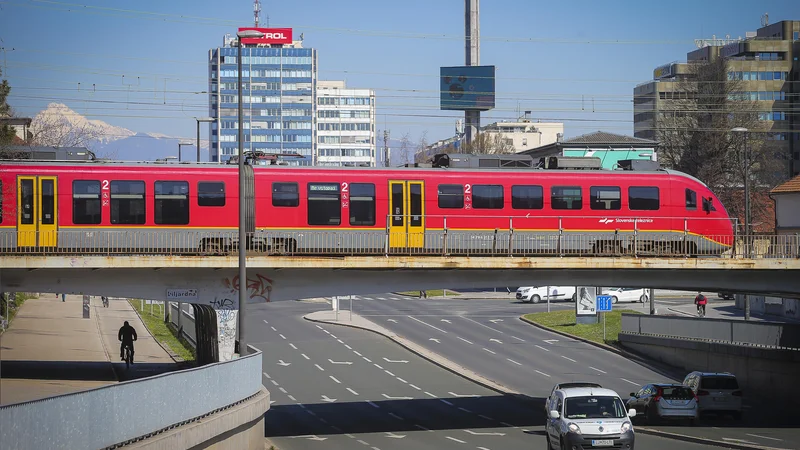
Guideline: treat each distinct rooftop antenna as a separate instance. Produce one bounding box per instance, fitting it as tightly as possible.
[761,13,768,27]
[253,0,261,27]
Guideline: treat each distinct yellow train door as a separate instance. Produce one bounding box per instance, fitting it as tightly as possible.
[388,180,425,250]
[17,176,58,248]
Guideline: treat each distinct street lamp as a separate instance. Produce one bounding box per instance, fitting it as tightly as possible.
[731,127,750,320]
[236,29,264,356]
[195,117,214,162]
[178,142,192,163]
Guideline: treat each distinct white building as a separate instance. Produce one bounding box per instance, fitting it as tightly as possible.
[316,81,376,167]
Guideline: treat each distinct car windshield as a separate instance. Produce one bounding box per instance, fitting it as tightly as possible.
[558,383,602,390]
[564,396,627,419]
[700,376,739,390]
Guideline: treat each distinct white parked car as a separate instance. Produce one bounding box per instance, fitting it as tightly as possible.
[604,288,649,304]
[546,387,636,450]
[516,286,576,303]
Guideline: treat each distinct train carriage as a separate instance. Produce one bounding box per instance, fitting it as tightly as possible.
[0,155,734,256]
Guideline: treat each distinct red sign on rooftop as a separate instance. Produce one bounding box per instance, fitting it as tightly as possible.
[238,27,293,45]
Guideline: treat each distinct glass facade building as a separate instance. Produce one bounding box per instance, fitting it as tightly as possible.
[208,42,317,164]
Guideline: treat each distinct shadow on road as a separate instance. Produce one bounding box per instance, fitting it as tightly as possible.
[0,360,190,383]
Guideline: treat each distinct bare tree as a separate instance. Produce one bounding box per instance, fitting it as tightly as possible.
[655,57,785,231]
[399,132,413,165]
[414,130,429,164]
[460,131,515,155]
[30,108,102,149]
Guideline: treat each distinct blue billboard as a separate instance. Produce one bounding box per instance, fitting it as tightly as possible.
[440,65,495,111]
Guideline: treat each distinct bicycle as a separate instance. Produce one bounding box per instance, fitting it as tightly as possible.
[123,343,134,369]
[697,305,706,318]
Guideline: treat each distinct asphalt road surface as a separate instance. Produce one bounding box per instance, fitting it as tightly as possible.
[249,300,736,450]
[348,293,797,449]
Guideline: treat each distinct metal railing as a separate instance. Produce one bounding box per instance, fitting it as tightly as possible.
[620,314,800,350]
[0,349,263,450]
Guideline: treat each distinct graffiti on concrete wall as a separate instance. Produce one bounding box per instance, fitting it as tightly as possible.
[211,296,237,362]
[222,273,273,303]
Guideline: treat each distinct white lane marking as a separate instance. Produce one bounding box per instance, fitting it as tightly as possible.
[440,399,454,406]
[384,370,395,376]
[409,384,422,390]
[288,394,297,401]
[466,429,506,436]
[306,410,316,416]
[589,366,607,374]
[315,325,323,329]
[270,326,277,331]
[336,339,344,344]
[347,387,360,396]
[289,343,297,350]
[382,394,413,400]
[263,372,271,379]
[445,436,467,444]
[277,360,291,367]
[457,336,474,345]
[270,379,279,386]
[561,355,577,363]
[374,364,384,369]
[535,370,551,378]
[314,364,325,371]
[396,377,408,383]
[354,350,363,356]
[323,329,330,334]
[478,447,491,450]
[746,434,783,442]
[507,358,523,366]
[510,335,526,342]
[458,407,472,413]
[345,344,352,350]
[363,357,372,362]
[408,315,448,333]
[383,357,409,363]
[462,316,505,334]
[321,395,337,403]
[489,338,503,344]
[329,375,342,384]
[279,387,287,393]
[500,422,514,428]
[482,347,496,354]
[263,320,269,324]
[366,401,380,408]
[535,344,550,352]
[448,392,480,398]
[387,319,398,323]
[429,338,441,343]
[301,353,310,360]
[345,433,355,438]
[329,359,353,365]
[620,378,638,386]
[279,334,286,340]
[389,413,404,420]
[297,403,307,409]
[424,391,437,398]
[330,334,337,338]
[332,426,343,432]
[357,439,369,445]
[415,424,431,431]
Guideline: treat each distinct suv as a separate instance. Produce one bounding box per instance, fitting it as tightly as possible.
[682,372,743,419]
[544,382,603,417]
[516,286,577,303]
[546,387,636,450]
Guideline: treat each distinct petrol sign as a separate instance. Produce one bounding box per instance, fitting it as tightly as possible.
[238,27,293,45]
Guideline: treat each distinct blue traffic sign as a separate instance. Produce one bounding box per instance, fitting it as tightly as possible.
[597,295,613,312]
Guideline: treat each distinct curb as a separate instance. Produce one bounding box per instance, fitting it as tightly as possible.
[303,313,531,403]
[636,427,788,450]
[128,300,183,364]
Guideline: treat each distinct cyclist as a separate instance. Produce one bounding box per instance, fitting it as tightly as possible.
[101,296,109,307]
[694,292,707,317]
[118,321,138,363]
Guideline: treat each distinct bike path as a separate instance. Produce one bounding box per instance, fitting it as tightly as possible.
[668,300,800,323]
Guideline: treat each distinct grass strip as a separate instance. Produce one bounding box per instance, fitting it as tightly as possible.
[397,289,461,297]
[129,300,196,362]
[522,309,642,345]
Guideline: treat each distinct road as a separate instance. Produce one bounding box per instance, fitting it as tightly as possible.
[249,300,729,450]
[347,293,797,449]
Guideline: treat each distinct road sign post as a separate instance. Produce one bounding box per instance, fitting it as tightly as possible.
[596,295,613,341]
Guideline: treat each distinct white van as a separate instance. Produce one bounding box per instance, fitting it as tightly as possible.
[546,387,636,450]
[516,286,576,303]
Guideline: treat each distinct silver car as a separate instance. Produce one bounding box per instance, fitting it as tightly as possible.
[683,372,743,419]
[627,383,698,424]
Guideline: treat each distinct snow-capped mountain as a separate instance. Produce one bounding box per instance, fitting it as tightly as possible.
[30,103,209,161]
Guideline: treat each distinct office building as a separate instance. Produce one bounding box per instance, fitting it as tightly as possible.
[208,28,316,164]
[634,19,799,176]
[316,81,376,167]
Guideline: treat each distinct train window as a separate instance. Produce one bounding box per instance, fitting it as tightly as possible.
[198,182,226,207]
[308,183,341,226]
[473,185,504,209]
[410,183,423,226]
[391,183,404,226]
[272,182,299,207]
[155,181,190,225]
[111,180,146,225]
[511,185,543,209]
[438,184,464,209]
[685,189,697,210]
[349,183,376,226]
[72,180,101,224]
[551,186,582,210]
[21,179,34,225]
[590,186,621,210]
[629,186,660,211]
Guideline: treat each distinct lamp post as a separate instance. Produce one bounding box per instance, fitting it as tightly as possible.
[195,117,214,162]
[178,142,192,163]
[731,127,750,320]
[236,29,264,356]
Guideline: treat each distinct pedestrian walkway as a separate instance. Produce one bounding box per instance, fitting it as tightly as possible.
[667,300,800,323]
[0,294,175,405]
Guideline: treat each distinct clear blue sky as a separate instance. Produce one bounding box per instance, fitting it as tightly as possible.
[1,0,796,143]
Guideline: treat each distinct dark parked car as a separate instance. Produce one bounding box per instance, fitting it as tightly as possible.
[718,292,735,300]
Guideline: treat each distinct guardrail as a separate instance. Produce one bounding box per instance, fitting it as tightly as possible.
[170,301,197,348]
[620,313,800,350]
[1,228,798,259]
[0,348,263,450]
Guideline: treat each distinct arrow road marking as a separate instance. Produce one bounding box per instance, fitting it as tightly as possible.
[289,435,327,441]
[489,319,503,323]
[328,359,353,365]
[386,432,406,439]
[321,395,337,403]
[448,392,481,398]
[408,316,448,333]
[383,357,409,363]
[387,319,398,323]
[440,319,452,323]
[429,338,441,343]
[465,429,506,436]
[382,394,413,400]
[489,338,503,344]
[277,360,291,366]
[543,339,559,344]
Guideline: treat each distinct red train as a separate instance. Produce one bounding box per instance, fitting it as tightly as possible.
[0,155,734,256]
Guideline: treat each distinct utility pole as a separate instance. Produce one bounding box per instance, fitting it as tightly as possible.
[464,0,480,144]
[383,129,391,168]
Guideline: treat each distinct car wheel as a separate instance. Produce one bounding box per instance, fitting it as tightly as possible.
[532,294,541,304]
[611,296,619,304]
[639,295,648,303]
